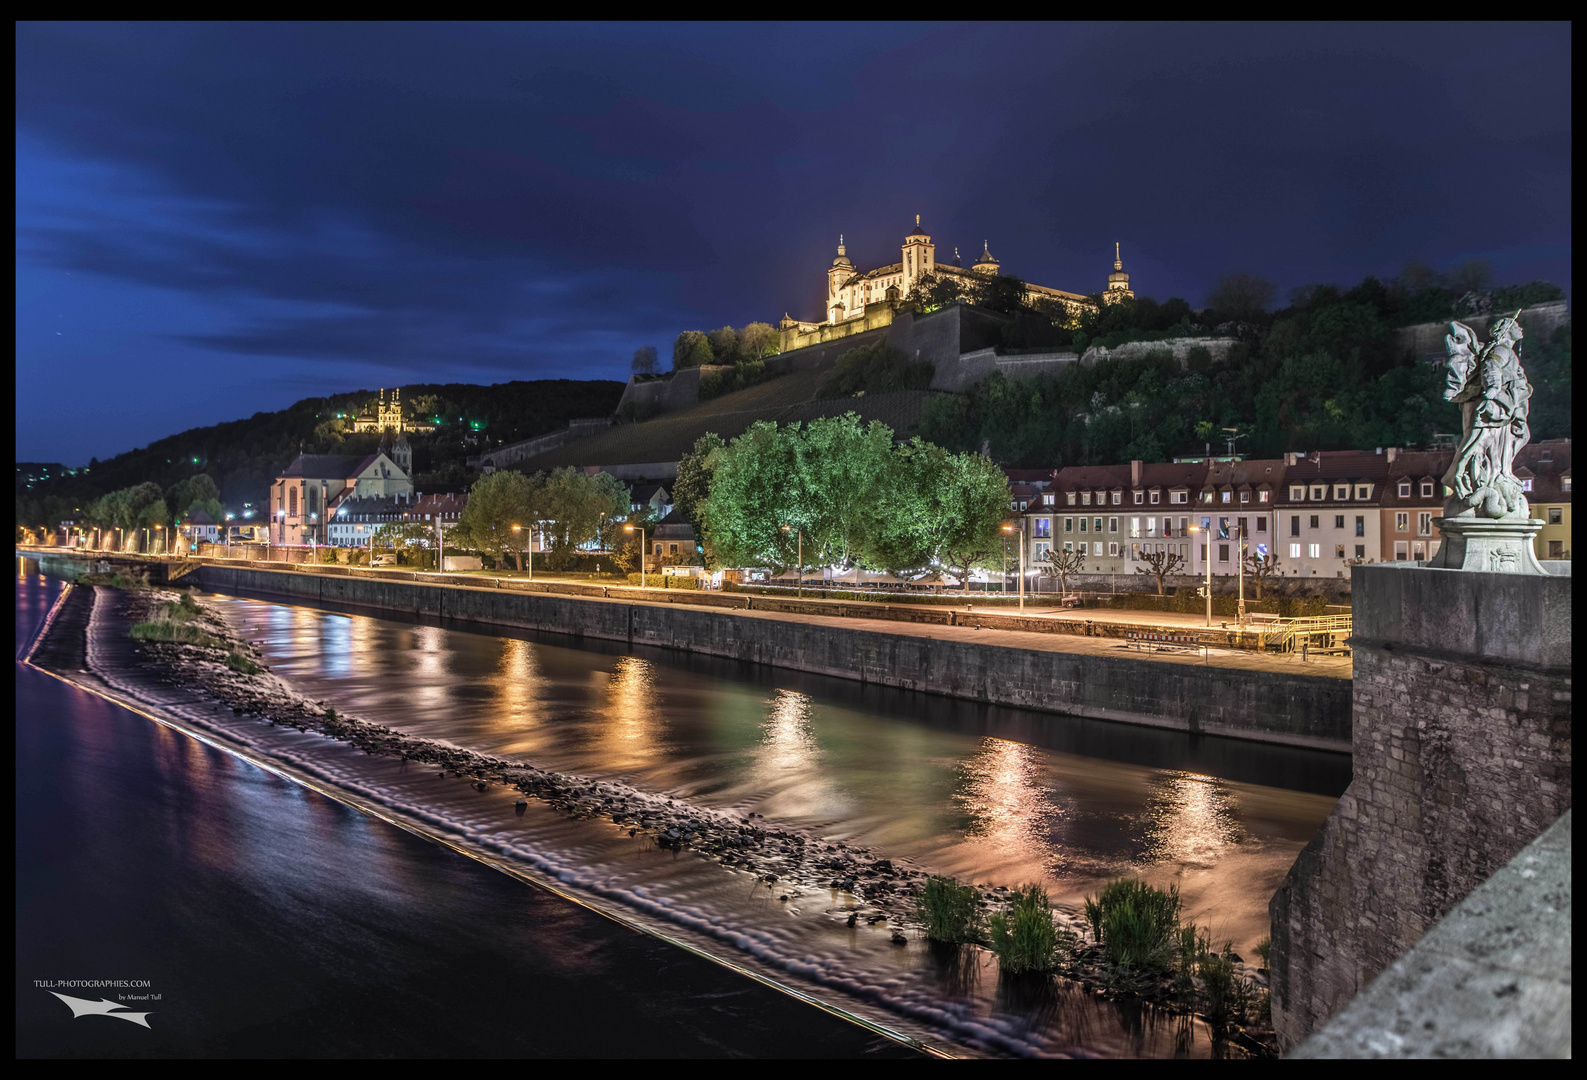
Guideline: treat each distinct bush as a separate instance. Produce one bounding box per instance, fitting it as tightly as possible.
[225,649,262,675]
[988,884,1072,975]
[817,343,934,399]
[129,620,222,649]
[915,876,984,945]
[1084,878,1182,973]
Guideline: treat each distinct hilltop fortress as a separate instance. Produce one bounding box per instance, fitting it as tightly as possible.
[778,217,1133,353]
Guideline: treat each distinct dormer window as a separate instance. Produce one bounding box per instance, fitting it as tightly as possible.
[1399,481,1411,497]
[1111,491,1121,505]
[1259,490,1269,503]
[1312,486,1326,501]
[1240,490,1250,503]
[1420,481,1433,498]
[1081,492,1091,506]
[1043,493,1054,506]
[1221,491,1231,504]
[1356,485,1370,500]
[1066,492,1076,506]
[1334,485,1349,500]
[1149,490,1161,504]
[1134,491,1143,505]
[1563,476,1572,492]
[1290,486,1305,500]
[1522,478,1533,492]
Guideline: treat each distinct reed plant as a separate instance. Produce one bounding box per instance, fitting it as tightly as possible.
[988,884,1073,975]
[915,876,984,945]
[129,619,222,649]
[1084,878,1183,973]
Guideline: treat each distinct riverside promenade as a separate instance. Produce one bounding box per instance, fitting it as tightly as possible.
[24,548,1352,750]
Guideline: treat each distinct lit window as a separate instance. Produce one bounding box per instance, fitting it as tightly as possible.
[1111,491,1121,505]
[1130,516,1141,537]
[1308,543,1320,558]
[1081,492,1091,505]
[1417,512,1432,536]
[1259,490,1269,503]
[1043,494,1054,506]
[1065,492,1076,505]
[1221,491,1231,503]
[1522,478,1533,491]
[1093,542,1104,556]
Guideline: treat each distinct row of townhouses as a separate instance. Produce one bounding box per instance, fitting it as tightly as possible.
[1007,440,1570,587]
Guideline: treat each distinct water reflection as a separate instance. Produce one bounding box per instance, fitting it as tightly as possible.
[490,637,543,736]
[596,656,658,772]
[1137,773,1245,868]
[954,738,1066,876]
[321,614,354,676]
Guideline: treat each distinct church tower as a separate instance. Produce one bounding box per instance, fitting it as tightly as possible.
[901,214,935,296]
[392,432,413,477]
[827,236,854,324]
[972,241,1000,276]
[1105,242,1134,302]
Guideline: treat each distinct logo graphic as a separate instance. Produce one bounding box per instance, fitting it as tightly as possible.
[48,991,153,1028]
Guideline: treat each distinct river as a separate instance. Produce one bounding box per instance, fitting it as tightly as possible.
[18,561,1349,1056]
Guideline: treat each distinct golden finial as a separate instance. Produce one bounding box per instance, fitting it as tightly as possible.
[916,214,920,226]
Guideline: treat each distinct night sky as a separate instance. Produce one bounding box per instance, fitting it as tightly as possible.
[16,22,1572,465]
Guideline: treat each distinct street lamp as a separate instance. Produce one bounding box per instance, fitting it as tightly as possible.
[624,523,646,587]
[1237,521,1247,625]
[780,525,802,598]
[1189,525,1212,627]
[1002,522,1025,612]
[511,523,525,574]
[154,523,164,556]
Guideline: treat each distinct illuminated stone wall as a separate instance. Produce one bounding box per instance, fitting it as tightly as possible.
[1269,563,1572,1050]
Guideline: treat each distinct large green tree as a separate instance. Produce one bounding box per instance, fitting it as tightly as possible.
[454,470,538,570]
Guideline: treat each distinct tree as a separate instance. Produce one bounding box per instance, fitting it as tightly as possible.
[1135,547,1186,595]
[1039,546,1087,595]
[454,470,538,571]
[903,272,963,313]
[707,326,741,365]
[739,322,780,360]
[673,432,725,536]
[537,467,630,569]
[1241,549,1280,599]
[673,331,714,370]
[631,345,659,375]
[1204,273,1276,322]
[371,521,434,566]
[972,274,1031,315]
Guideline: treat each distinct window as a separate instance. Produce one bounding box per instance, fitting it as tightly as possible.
[1290,516,1301,537]
[1035,518,1051,538]
[289,488,298,516]
[1334,514,1345,529]
[1094,517,1104,533]
[1312,486,1325,501]
[1259,490,1270,503]
[1240,490,1250,503]
[1082,492,1091,505]
[1043,493,1054,506]
[1256,518,1267,533]
[668,543,678,555]
[1522,478,1533,492]
[1130,516,1141,537]
[1238,517,1248,536]
[1308,543,1320,558]
[1411,541,1426,560]
[1133,491,1143,505]
[1355,516,1365,537]
[1096,491,1107,505]
[1290,543,1303,559]
[1171,490,1187,504]
[1420,481,1434,497]
[1335,485,1349,500]
[1201,491,1214,504]
[1356,545,1366,559]
[1108,517,1119,533]
[1549,540,1564,558]
[1221,490,1231,503]
[1309,515,1320,529]
[1150,490,1161,504]
[1417,512,1432,536]
[1035,542,1050,560]
[1108,542,1119,556]
[1063,541,1074,552]
[1093,542,1104,556]
[1396,512,1409,532]
[1066,492,1076,506]
[1199,544,1207,562]
[1356,485,1370,500]
[1079,517,1088,533]
[1562,477,1572,492]
[1290,485,1305,500]
[1146,517,1156,536]
[1548,507,1563,525]
[1218,543,1230,562]
[1064,517,1074,533]
[1112,491,1122,505]
[1399,482,1412,497]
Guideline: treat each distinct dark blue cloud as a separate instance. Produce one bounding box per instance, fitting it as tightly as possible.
[15,21,1571,463]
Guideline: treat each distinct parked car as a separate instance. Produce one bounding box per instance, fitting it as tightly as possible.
[371,552,398,566]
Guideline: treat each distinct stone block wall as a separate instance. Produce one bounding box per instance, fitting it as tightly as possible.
[1269,564,1572,1050]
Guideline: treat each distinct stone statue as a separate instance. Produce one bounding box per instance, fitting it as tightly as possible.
[1428,311,1546,573]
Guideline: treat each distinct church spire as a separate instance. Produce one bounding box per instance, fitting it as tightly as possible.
[1114,241,1123,271]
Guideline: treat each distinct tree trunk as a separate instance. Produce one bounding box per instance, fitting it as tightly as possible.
[514,548,523,572]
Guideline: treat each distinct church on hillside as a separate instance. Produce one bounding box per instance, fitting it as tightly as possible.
[781,217,1134,335]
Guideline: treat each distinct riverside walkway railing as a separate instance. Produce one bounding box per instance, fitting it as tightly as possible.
[1258,613,1354,654]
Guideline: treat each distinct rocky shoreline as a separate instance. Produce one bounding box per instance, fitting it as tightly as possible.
[61,580,1277,1055]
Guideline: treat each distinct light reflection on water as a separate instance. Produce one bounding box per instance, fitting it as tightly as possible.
[206,592,1345,957]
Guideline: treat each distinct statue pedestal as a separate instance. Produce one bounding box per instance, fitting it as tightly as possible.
[1428,515,1546,574]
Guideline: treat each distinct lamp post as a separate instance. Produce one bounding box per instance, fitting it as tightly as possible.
[624,523,646,587]
[780,525,802,597]
[1001,522,1025,612]
[511,524,523,573]
[154,523,165,556]
[1237,521,1247,625]
[1190,525,1211,627]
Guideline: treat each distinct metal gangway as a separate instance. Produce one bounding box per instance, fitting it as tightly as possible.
[1258,613,1354,656]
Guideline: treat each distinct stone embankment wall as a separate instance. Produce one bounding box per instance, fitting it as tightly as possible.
[1269,563,1572,1050]
[1079,336,1242,368]
[186,562,1352,750]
